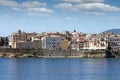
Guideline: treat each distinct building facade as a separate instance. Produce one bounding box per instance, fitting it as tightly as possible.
[13,38,42,49]
[0,37,4,46]
[0,36,9,48]
[42,36,62,50]
[61,39,70,50]
[108,35,120,50]
[98,32,109,49]
[84,33,108,50]
[9,30,38,48]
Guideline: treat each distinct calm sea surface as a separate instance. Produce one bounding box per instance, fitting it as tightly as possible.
[0,58,120,80]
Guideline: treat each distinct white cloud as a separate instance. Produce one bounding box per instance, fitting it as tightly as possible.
[54,0,120,14]
[12,7,20,11]
[0,0,120,16]
[0,0,18,7]
[54,3,78,11]
[66,17,77,21]
[27,8,54,13]
[22,1,46,8]
[27,7,54,16]
[85,12,104,15]
[0,0,53,16]
[61,0,104,3]
[75,3,120,12]
[28,13,49,16]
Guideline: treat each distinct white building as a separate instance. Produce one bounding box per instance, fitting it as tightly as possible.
[71,43,77,50]
[84,33,108,50]
[41,36,62,50]
[97,32,109,49]
[83,34,98,50]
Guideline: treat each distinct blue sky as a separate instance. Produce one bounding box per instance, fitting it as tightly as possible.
[0,0,120,36]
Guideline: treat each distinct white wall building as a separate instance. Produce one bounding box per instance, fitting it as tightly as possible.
[41,36,62,50]
[71,43,77,50]
[97,33,108,50]
[84,33,108,50]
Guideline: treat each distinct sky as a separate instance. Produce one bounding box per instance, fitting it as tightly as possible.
[0,0,120,36]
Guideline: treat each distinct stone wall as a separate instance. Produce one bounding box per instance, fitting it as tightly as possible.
[0,49,107,58]
[41,50,106,58]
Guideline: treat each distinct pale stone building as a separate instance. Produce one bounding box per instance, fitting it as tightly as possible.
[41,36,62,50]
[71,30,87,50]
[13,37,42,49]
[84,34,98,50]
[9,30,38,48]
[97,32,109,50]
[84,33,108,50]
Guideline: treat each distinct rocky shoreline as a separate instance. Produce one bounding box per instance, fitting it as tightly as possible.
[0,52,107,58]
[0,49,119,58]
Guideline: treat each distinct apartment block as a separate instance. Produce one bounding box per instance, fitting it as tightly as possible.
[41,36,62,50]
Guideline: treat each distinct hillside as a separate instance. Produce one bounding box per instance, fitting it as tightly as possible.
[105,29,120,35]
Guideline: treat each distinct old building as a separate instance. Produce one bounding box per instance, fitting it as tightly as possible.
[0,36,9,47]
[77,34,86,49]
[108,34,120,50]
[61,31,71,38]
[84,34,98,50]
[71,30,87,50]
[26,32,38,41]
[98,32,109,50]
[0,37,4,46]
[61,39,70,50]
[9,30,27,48]
[13,37,42,49]
[71,43,77,50]
[41,36,62,50]
[9,30,38,48]
[82,32,112,50]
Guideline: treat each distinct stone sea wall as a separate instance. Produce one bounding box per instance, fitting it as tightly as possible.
[0,49,108,58]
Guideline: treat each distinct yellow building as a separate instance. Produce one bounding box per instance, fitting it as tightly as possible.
[61,39,70,50]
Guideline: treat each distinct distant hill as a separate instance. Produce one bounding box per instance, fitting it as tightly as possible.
[105,29,120,35]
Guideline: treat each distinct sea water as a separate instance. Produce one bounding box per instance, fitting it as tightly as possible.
[0,58,120,80]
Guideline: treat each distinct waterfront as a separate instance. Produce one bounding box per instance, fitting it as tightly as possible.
[0,58,120,80]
